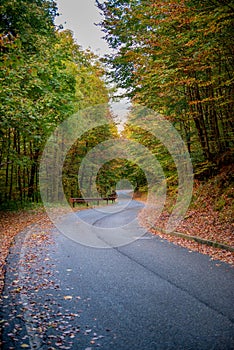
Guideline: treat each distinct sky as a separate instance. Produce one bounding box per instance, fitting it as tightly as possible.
[55,0,111,56]
[55,0,130,129]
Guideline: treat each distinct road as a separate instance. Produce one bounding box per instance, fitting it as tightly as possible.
[1,192,234,349]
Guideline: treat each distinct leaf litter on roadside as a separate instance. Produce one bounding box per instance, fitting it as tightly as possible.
[138,206,234,266]
[0,214,107,349]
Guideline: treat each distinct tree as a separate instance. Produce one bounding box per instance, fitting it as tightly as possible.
[0,1,111,207]
[0,0,57,52]
[97,0,234,173]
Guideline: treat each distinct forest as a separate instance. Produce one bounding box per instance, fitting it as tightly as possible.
[1,2,234,346]
[0,0,233,221]
[97,0,233,170]
[0,0,115,207]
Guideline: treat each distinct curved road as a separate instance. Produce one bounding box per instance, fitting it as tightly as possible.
[1,192,234,349]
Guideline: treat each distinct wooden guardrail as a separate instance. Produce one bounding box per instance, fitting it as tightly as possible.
[69,195,117,208]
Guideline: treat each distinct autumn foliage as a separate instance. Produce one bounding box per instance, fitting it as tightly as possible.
[97,0,234,174]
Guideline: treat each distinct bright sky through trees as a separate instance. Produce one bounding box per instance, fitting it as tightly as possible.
[55,0,130,129]
[55,0,110,56]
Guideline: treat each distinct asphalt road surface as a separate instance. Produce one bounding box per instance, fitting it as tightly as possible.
[1,192,234,349]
